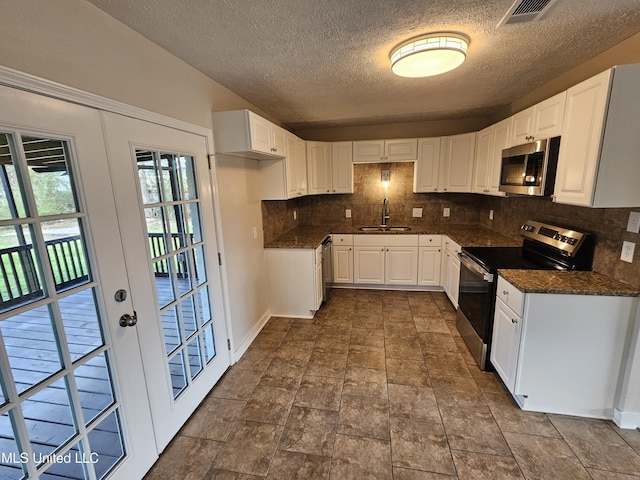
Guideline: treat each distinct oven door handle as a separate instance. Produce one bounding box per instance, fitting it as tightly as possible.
[458,252,494,283]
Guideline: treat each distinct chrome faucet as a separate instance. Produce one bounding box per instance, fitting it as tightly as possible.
[381,198,390,226]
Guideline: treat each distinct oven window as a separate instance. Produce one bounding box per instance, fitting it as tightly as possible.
[457,262,493,341]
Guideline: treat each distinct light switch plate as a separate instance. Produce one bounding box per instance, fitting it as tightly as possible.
[293,210,297,220]
[443,207,450,218]
[345,209,352,218]
[621,241,635,263]
[412,208,423,218]
[627,212,640,233]
[489,209,494,220]
[252,226,258,240]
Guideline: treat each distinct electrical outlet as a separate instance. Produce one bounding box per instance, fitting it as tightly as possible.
[621,241,635,263]
[627,212,640,233]
[489,209,494,220]
[293,210,297,220]
[345,209,352,218]
[443,207,450,218]
[412,208,423,218]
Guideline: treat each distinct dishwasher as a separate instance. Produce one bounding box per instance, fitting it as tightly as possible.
[321,236,332,302]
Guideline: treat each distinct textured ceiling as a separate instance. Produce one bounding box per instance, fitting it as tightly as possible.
[85,0,640,130]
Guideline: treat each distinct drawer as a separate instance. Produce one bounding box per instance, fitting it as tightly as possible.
[332,234,353,246]
[444,236,461,254]
[419,234,442,247]
[353,234,418,247]
[496,276,525,317]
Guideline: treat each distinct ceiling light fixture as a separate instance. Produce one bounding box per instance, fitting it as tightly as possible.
[390,32,469,78]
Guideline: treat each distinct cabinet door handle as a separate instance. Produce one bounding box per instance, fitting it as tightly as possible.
[511,318,518,324]
[503,290,509,295]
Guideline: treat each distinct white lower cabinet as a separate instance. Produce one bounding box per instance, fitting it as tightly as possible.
[265,246,322,318]
[353,235,418,286]
[491,296,522,393]
[332,235,354,284]
[354,247,385,284]
[442,237,461,308]
[418,235,442,286]
[385,247,419,285]
[490,276,637,419]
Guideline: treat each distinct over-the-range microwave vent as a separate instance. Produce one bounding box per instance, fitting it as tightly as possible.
[497,0,560,27]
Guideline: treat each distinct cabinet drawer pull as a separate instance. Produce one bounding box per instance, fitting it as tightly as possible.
[511,318,518,324]
[503,290,509,295]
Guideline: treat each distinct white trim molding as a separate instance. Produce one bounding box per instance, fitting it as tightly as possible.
[613,409,640,430]
[0,65,211,137]
[233,309,272,363]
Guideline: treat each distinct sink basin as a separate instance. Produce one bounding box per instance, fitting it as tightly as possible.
[358,226,411,232]
[387,226,411,231]
[359,226,387,232]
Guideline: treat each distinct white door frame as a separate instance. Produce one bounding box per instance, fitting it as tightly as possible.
[0,65,236,362]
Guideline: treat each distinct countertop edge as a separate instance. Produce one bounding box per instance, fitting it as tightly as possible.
[498,269,640,297]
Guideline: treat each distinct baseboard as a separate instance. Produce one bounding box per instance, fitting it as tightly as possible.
[613,409,640,429]
[329,284,444,292]
[232,309,272,364]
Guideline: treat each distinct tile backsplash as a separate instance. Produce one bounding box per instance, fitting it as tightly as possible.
[479,196,640,289]
[262,163,640,289]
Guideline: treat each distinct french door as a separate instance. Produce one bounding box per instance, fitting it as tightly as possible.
[99,112,230,451]
[0,85,230,479]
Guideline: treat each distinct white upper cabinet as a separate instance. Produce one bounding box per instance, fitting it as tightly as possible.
[260,132,308,200]
[490,120,511,194]
[212,109,287,160]
[440,132,476,193]
[510,91,566,146]
[413,137,441,193]
[472,126,493,195]
[307,141,354,195]
[473,118,510,196]
[554,65,640,207]
[353,138,418,163]
[307,141,333,194]
[414,133,475,193]
[331,142,354,194]
[287,134,308,198]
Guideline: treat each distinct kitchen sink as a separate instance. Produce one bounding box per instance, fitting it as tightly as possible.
[358,226,411,232]
[387,226,411,231]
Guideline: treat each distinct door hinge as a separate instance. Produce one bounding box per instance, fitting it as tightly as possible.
[207,154,212,170]
[218,252,222,265]
[227,339,231,351]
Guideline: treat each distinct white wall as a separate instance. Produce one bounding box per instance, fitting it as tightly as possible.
[214,156,270,355]
[0,0,271,360]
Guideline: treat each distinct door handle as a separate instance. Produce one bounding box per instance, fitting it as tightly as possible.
[119,313,138,327]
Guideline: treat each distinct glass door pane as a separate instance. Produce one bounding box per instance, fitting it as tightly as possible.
[0,131,124,480]
[135,150,216,398]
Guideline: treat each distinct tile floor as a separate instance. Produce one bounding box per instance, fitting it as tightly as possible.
[143,289,640,480]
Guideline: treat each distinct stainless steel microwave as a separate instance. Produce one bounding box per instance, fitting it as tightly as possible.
[499,137,560,196]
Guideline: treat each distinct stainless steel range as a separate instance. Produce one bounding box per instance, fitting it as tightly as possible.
[456,220,594,370]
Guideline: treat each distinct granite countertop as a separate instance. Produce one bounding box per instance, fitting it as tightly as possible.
[498,269,640,297]
[264,226,333,249]
[264,224,520,249]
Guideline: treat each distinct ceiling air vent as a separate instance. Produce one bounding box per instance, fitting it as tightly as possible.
[497,0,560,27]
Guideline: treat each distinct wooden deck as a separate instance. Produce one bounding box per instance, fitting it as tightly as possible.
[0,276,203,479]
